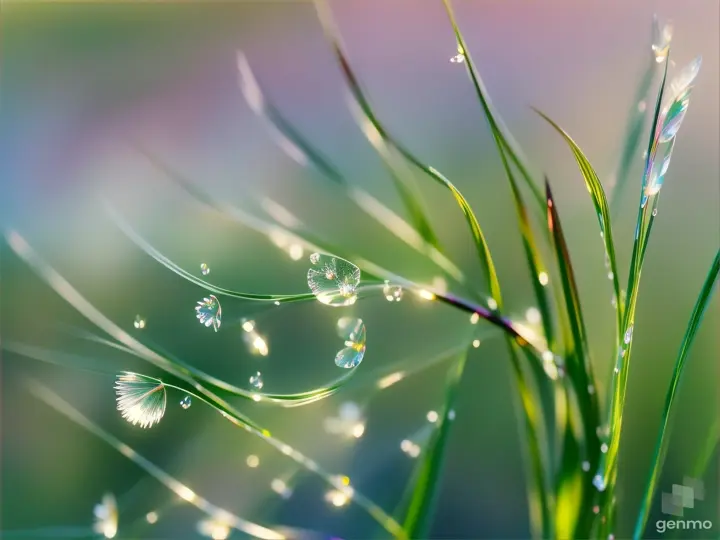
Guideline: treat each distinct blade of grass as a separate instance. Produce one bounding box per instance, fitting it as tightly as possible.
[544,180,601,469]
[554,396,583,540]
[313,0,501,307]
[633,250,719,539]
[534,109,622,346]
[26,379,286,540]
[402,350,468,537]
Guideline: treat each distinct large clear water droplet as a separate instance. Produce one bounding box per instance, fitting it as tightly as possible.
[307,253,361,307]
[249,371,264,390]
[180,396,192,409]
[133,315,146,329]
[382,280,403,302]
[335,317,366,369]
[200,263,210,276]
[651,15,673,63]
[195,295,221,331]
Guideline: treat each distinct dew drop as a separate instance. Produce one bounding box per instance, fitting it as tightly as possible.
[426,410,439,423]
[607,271,614,280]
[180,396,192,409]
[472,339,481,348]
[470,312,480,324]
[133,315,146,329]
[601,443,608,454]
[624,325,634,344]
[651,15,673,63]
[637,100,647,112]
[538,272,549,286]
[604,251,610,268]
[335,318,366,369]
[593,505,600,514]
[249,371,264,390]
[200,263,210,276]
[611,295,617,308]
[382,280,403,302]
[448,409,456,421]
[450,53,465,63]
[195,295,221,332]
[652,208,658,217]
[246,455,260,468]
[487,298,498,310]
[307,253,361,307]
[271,478,293,499]
[593,474,606,492]
[587,385,595,395]
[526,307,541,324]
[581,461,591,472]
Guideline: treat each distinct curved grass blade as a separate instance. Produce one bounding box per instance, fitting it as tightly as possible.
[534,110,622,341]
[545,181,601,463]
[312,0,501,306]
[234,58,465,284]
[554,398,583,540]
[440,0,545,212]
[402,351,468,537]
[27,379,286,540]
[7,232,404,537]
[633,250,719,539]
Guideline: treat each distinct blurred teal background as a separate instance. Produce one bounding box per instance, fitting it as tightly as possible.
[1,1,718,539]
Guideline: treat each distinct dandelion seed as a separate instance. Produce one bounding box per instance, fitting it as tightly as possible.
[274,300,280,306]
[401,439,412,452]
[252,394,262,402]
[382,280,403,302]
[146,512,158,524]
[307,253,360,306]
[93,493,118,539]
[335,317,366,369]
[114,372,166,429]
[249,371,264,390]
[246,455,260,468]
[133,315,146,329]
[180,395,192,409]
[242,319,255,332]
[195,295,222,331]
[200,263,210,276]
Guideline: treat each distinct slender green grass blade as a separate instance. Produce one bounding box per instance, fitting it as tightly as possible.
[554,398,583,540]
[440,0,545,213]
[402,351,468,537]
[534,109,622,344]
[312,1,444,252]
[313,0,502,306]
[633,250,719,539]
[544,181,601,463]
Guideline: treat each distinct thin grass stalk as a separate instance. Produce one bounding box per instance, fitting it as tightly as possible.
[633,250,719,539]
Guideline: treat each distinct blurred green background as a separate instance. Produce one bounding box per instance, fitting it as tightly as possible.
[1,1,718,538]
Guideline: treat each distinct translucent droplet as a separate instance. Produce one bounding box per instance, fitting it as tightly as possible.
[133,315,146,329]
[652,208,658,217]
[637,100,647,112]
[339,402,361,422]
[180,396,192,409]
[307,253,361,307]
[651,15,673,63]
[593,474,606,491]
[601,443,608,453]
[624,325,634,344]
[487,298,498,310]
[611,295,617,308]
[426,410,439,423]
[450,53,465,64]
[249,371,264,390]
[448,409,456,421]
[581,461,591,472]
[538,272,549,286]
[200,263,210,276]
[246,455,260,468]
[607,271,614,280]
[382,280,403,302]
[525,307,541,325]
[593,505,600,514]
[472,339,481,348]
[335,317,366,369]
[195,295,221,332]
[587,385,595,395]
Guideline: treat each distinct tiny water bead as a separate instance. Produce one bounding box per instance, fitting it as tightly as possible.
[241,319,269,357]
[426,410,439,423]
[180,396,192,409]
[525,307,541,325]
[249,371,264,390]
[195,295,222,332]
[581,461,591,472]
[449,44,465,64]
[246,455,260,468]
[335,317,367,369]
[538,272,549,286]
[593,474,606,492]
[133,315,146,329]
[624,325,634,344]
[487,298,498,310]
[601,443,609,453]
[652,208,658,217]
[651,16,673,63]
[382,280,403,302]
[472,339,481,348]
[307,253,361,307]
[200,263,210,276]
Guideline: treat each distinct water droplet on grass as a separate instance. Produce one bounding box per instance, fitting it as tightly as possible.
[593,505,600,514]
[652,208,658,217]
[382,281,403,302]
[335,318,366,369]
[200,263,210,276]
[195,295,221,331]
[582,461,591,472]
[651,15,673,63]
[450,53,465,64]
[249,371,264,390]
[593,474,606,491]
[601,443,608,453]
[472,339,481,348]
[538,272,549,286]
[624,325,634,344]
[487,298,498,310]
[133,315,146,329]
[180,396,192,409]
[307,253,361,306]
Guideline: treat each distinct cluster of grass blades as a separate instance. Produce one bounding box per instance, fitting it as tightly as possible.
[2,3,716,539]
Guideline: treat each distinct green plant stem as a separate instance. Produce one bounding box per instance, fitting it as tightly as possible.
[633,250,719,539]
